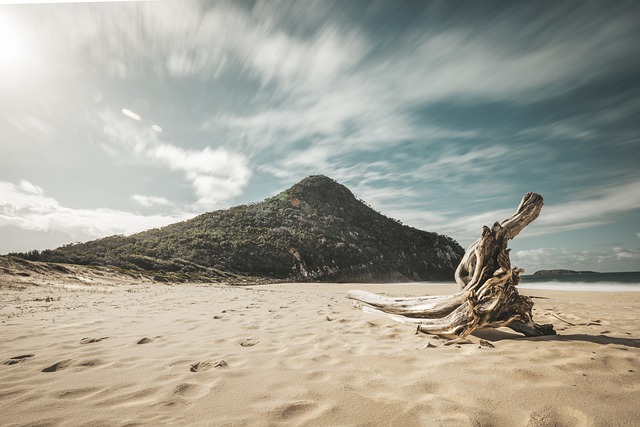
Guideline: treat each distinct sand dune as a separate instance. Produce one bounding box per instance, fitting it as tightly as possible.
[1,263,639,426]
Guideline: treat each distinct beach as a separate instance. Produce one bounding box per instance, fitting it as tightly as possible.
[1,262,639,426]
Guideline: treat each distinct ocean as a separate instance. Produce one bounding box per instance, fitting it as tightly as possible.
[519,271,640,292]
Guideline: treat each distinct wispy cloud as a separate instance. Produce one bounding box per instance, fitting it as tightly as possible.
[9,1,639,179]
[209,0,640,160]
[100,109,251,210]
[357,177,640,248]
[537,179,640,232]
[6,1,639,132]
[449,179,640,243]
[517,119,597,142]
[5,1,367,85]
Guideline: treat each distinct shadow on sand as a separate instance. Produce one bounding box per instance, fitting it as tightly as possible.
[472,328,640,349]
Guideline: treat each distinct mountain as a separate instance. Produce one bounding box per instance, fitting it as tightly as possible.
[14,175,464,282]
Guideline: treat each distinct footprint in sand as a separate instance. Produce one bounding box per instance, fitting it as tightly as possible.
[42,359,73,372]
[137,336,161,344]
[190,360,228,372]
[3,354,35,365]
[214,360,228,368]
[526,407,589,427]
[56,387,102,400]
[80,337,108,344]
[172,383,200,397]
[190,361,212,372]
[78,358,105,368]
[273,400,317,420]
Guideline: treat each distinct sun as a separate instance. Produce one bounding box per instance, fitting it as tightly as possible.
[0,13,26,68]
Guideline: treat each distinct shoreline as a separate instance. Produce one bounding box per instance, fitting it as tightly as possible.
[337,281,640,292]
[519,282,640,292]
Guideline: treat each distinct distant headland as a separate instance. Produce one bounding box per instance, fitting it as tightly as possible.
[532,269,600,276]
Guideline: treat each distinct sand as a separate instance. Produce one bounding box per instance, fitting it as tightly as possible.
[1,260,639,426]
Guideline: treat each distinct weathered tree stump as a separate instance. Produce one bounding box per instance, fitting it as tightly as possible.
[348,193,556,338]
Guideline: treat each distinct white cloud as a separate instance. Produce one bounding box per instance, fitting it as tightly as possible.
[131,194,173,208]
[0,180,187,242]
[511,247,580,273]
[612,246,640,261]
[100,110,251,210]
[512,247,569,268]
[17,179,44,196]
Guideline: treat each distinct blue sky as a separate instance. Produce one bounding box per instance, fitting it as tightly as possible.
[1,0,639,272]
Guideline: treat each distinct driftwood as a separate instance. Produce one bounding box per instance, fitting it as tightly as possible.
[348,193,556,338]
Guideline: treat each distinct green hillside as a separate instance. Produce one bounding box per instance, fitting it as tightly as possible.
[15,175,464,282]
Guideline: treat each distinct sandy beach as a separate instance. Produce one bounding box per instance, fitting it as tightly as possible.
[1,261,639,426]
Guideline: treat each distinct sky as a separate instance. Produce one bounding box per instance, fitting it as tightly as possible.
[0,0,639,273]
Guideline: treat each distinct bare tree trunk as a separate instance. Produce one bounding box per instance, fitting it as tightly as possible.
[455,192,544,291]
[348,192,556,338]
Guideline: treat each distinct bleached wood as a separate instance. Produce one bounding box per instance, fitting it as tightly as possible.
[347,290,468,318]
[348,193,555,338]
[455,192,543,291]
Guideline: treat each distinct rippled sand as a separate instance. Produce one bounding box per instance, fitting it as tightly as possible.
[1,260,639,426]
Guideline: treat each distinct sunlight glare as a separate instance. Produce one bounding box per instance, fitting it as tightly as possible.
[0,13,25,67]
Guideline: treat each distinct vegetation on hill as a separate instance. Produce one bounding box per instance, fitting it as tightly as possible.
[13,175,464,282]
